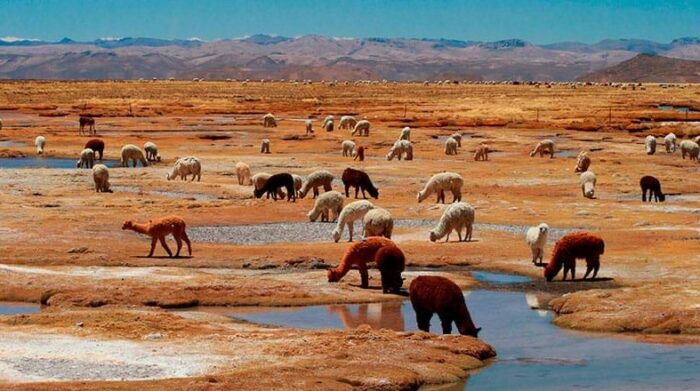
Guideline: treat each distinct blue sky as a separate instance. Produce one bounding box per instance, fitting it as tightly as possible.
[1,0,699,44]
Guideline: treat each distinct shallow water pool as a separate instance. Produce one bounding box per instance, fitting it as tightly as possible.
[0,157,120,169]
[0,303,40,316]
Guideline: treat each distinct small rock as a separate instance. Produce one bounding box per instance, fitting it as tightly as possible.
[68,247,89,254]
[143,332,163,341]
[242,262,251,268]
[75,322,84,328]
[257,264,278,270]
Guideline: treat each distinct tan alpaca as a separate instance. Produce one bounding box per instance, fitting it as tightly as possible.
[122,215,192,257]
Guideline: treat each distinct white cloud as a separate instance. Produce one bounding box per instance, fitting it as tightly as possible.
[98,37,122,41]
[0,36,40,42]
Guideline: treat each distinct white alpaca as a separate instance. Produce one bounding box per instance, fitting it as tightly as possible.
[120,144,148,167]
[386,140,413,161]
[342,140,356,157]
[308,190,344,222]
[574,151,591,173]
[450,133,462,147]
[362,208,393,239]
[332,200,375,242]
[292,174,303,197]
[351,120,370,136]
[34,136,45,155]
[322,115,334,128]
[305,119,314,134]
[76,148,95,169]
[526,223,549,265]
[339,115,357,130]
[260,139,271,154]
[444,136,458,155]
[92,164,111,193]
[144,141,160,161]
[263,113,277,127]
[694,135,700,145]
[580,170,597,199]
[235,162,252,185]
[664,133,677,153]
[645,135,657,155]
[299,170,334,198]
[530,139,554,158]
[399,127,411,141]
[167,156,201,181]
[429,202,475,242]
[680,140,700,160]
[417,172,463,203]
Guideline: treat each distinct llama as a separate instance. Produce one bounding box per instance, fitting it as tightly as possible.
[664,133,677,153]
[332,200,375,242]
[580,171,597,199]
[144,141,160,162]
[235,162,252,185]
[79,116,96,136]
[76,148,95,169]
[298,170,334,199]
[417,172,463,204]
[342,140,356,157]
[341,167,379,199]
[120,144,148,168]
[444,137,458,155]
[409,276,480,337]
[351,120,370,136]
[680,140,699,160]
[339,115,357,130]
[308,190,344,222]
[92,164,111,193]
[544,232,604,281]
[122,215,192,258]
[327,237,405,293]
[253,173,296,201]
[530,139,554,158]
[526,223,549,265]
[474,144,489,161]
[362,208,393,238]
[84,139,104,160]
[260,139,271,154]
[262,113,277,127]
[353,145,365,161]
[34,136,46,155]
[429,202,475,242]
[645,135,657,155]
[574,151,591,173]
[166,156,201,181]
[640,175,665,202]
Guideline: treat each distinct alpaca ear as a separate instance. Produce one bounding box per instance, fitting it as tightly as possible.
[475,327,482,337]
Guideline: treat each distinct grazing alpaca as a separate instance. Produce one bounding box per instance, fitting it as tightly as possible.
[341,167,379,199]
[644,135,657,155]
[409,276,480,337]
[260,139,271,154]
[92,164,111,193]
[444,137,458,155]
[353,145,365,161]
[235,161,253,185]
[339,115,357,130]
[530,139,554,158]
[166,156,200,181]
[351,120,370,136]
[417,172,463,204]
[79,116,96,136]
[253,173,296,201]
[474,144,489,161]
[680,140,699,160]
[526,223,549,265]
[308,190,344,222]
[76,148,95,169]
[327,237,405,293]
[332,200,375,242]
[664,133,677,153]
[262,113,277,128]
[574,151,591,173]
[120,144,148,168]
[299,170,334,199]
[362,208,393,238]
[122,215,192,258]
[580,171,597,199]
[429,202,475,242]
[640,175,665,202]
[84,139,105,160]
[34,136,46,155]
[544,232,604,281]
[143,141,160,162]
[341,140,356,157]
[305,119,314,134]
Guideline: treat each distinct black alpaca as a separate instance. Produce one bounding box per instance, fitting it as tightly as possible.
[341,167,379,199]
[254,173,296,202]
[640,176,665,202]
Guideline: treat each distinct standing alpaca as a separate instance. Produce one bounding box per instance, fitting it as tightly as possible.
[362,208,393,238]
[235,161,253,185]
[305,119,314,135]
[444,137,458,155]
[308,190,344,222]
[342,140,356,157]
[34,136,46,155]
[644,135,657,155]
[399,127,411,141]
[450,133,462,147]
[640,175,665,202]
[530,139,554,158]
[417,172,463,204]
[323,118,334,132]
[526,223,549,265]
[298,170,334,199]
[474,144,489,161]
[409,276,480,337]
[351,120,370,136]
[143,141,160,162]
[429,202,475,242]
[260,139,271,154]
[680,140,699,160]
[664,133,677,153]
[79,116,96,136]
[574,151,591,173]
[167,156,201,181]
[262,113,277,128]
[341,167,379,199]
[353,145,365,161]
[544,232,604,281]
[327,237,405,293]
[580,171,597,199]
[120,144,148,168]
[339,115,357,130]
[92,164,111,193]
[84,139,104,160]
[386,140,413,161]
[332,200,375,242]
[76,148,95,169]
[122,215,192,258]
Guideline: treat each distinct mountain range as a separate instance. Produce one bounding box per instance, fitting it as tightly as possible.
[2,34,700,81]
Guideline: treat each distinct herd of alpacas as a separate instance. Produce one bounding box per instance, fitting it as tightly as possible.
[20,112,699,338]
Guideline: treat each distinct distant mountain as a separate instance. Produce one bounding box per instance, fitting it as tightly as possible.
[577,53,700,83]
[1,35,700,81]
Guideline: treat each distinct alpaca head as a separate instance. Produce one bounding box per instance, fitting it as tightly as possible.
[658,193,666,202]
[429,230,439,242]
[538,223,549,235]
[368,187,379,199]
[327,268,342,282]
[121,221,134,230]
[416,191,424,203]
[544,263,561,282]
[253,188,264,198]
[332,228,341,243]
[458,325,481,338]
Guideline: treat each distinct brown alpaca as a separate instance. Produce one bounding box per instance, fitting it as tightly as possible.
[353,145,365,161]
[409,276,480,337]
[327,237,405,293]
[122,215,192,258]
[79,116,96,136]
[474,144,489,161]
[84,139,105,160]
[544,232,604,282]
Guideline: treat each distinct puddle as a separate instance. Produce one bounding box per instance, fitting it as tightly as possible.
[658,104,694,113]
[0,141,27,148]
[111,186,219,201]
[0,303,40,316]
[558,150,579,158]
[0,158,120,169]
[472,271,531,284]
[224,289,700,390]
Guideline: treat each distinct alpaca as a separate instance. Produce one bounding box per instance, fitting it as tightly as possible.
[409,276,480,337]
[544,232,604,281]
[386,140,413,161]
[322,115,334,129]
[260,139,271,154]
[84,139,104,160]
[417,172,463,204]
[143,141,160,162]
[574,151,591,173]
[292,174,303,198]
[122,215,192,258]
[353,145,365,161]
[76,148,95,169]
[34,136,46,155]
[339,115,357,130]
[262,113,277,128]
[92,164,111,193]
[530,139,554,158]
[645,135,657,155]
[580,170,597,199]
[252,172,285,198]
[680,140,699,160]
[298,170,334,199]
[253,173,296,201]
[362,208,393,238]
[351,120,370,136]
[308,190,344,222]
[79,116,96,136]
[305,119,314,134]
[399,127,411,141]
[474,144,489,161]
[429,202,475,242]
[444,137,458,155]
[450,133,462,147]
[695,135,700,145]
[323,118,334,132]
[664,133,677,153]
[167,156,201,181]
[327,237,405,293]
[640,175,665,202]
[342,167,379,199]
[120,144,148,168]
[526,223,549,265]
[235,161,252,185]
[332,200,375,242]
[342,140,356,157]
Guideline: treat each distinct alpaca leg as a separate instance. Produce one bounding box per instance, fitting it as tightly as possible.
[457,226,463,242]
[159,237,173,257]
[182,231,192,256]
[570,261,576,281]
[148,237,157,257]
[355,186,360,199]
[592,262,600,279]
[347,223,354,242]
[174,235,183,257]
[416,311,432,332]
[642,189,647,202]
[531,248,538,264]
[358,263,369,288]
[466,224,472,241]
[344,184,350,198]
[438,314,453,334]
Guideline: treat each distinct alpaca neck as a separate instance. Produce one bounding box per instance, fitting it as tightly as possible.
[456,303,477,335]
[128,222,151,236]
